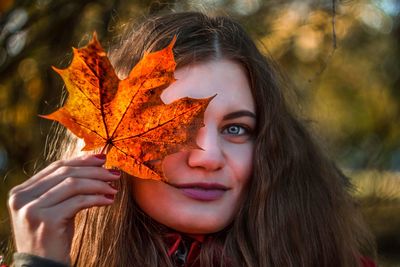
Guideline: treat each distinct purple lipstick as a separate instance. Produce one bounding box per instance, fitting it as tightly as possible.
[172,182,229,201]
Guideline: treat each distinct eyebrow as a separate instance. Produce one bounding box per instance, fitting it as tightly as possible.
[222,110,256,121]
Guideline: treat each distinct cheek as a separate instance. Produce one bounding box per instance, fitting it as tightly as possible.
[162,152,189,180]
[132,179,179,222]
[225,142,254,184]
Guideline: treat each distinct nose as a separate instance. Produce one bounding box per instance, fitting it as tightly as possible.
[187,125,225,171]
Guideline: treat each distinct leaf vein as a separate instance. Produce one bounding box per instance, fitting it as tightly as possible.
[113,103,201,142]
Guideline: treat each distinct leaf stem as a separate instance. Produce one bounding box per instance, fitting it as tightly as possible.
[100,142,111,154]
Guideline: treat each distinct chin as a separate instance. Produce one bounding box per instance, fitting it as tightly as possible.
[157,212,232,234]
[167,222,227,234]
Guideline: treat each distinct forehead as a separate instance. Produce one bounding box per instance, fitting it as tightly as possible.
[161,59,255,112]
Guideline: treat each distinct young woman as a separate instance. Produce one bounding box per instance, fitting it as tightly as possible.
[8,11,376,267]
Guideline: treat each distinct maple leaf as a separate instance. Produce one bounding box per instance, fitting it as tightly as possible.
[41,33,213,180]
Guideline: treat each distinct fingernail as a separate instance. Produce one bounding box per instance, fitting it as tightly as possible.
[105,194,115,200]
[94,154,106,160]
[109,169,121,176]
[109,183,118,190]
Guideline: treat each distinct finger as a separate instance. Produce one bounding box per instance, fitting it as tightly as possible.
[12,154,107,193]
[31,165,120,195]
[47,194,114,220]
[9,166,120,210]
[36,177,118,208]
[20,194,114,227]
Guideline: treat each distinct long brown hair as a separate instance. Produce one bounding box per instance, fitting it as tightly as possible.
[63,11,375,266]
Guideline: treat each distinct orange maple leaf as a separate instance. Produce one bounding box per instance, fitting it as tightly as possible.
[41,34,213,180]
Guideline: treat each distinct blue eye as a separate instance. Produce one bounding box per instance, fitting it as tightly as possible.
[223,125,248,135]
[222,124,254,143]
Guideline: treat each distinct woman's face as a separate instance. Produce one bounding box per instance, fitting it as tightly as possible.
[132,59,256,234]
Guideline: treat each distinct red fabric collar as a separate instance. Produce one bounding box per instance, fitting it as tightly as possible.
[162,231,376,267]
[163,232,208,267]
[360,256,377,267]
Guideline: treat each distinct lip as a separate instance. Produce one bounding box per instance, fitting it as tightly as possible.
[170,182,230,201]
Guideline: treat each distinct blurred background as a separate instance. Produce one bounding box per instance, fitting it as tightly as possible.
[0,0,399,265]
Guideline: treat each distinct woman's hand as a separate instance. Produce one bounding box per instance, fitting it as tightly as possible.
[7,154,120,265]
